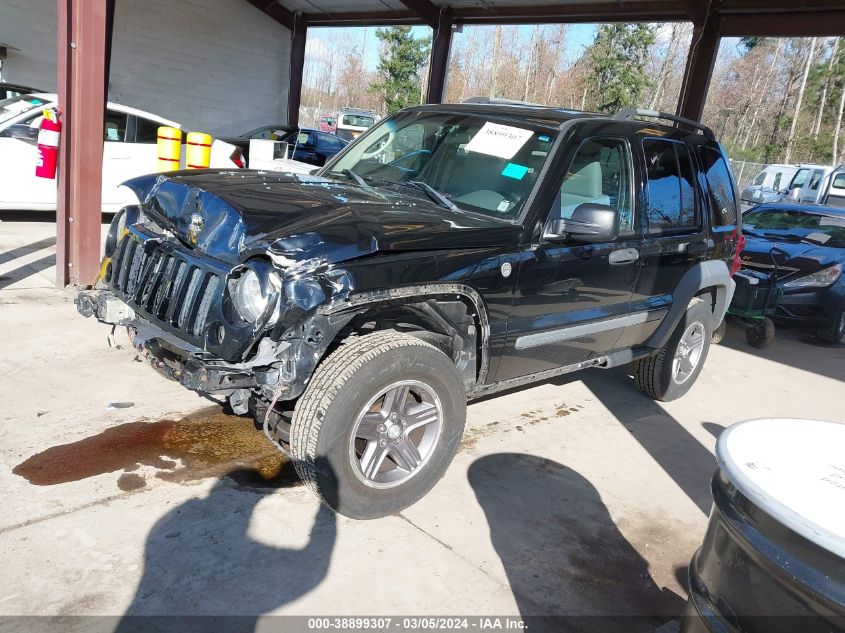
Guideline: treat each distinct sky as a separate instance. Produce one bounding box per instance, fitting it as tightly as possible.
[306,23,599,73]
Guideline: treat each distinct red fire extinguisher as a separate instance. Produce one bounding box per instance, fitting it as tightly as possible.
[35,109,61,180]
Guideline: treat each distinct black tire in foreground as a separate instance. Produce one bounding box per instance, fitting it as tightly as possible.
[290,330,467,519]
[817,308,845,344]
[634,300,712,402]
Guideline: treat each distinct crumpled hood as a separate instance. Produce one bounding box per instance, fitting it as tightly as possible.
[123,170,521,267]
[741,235,844,273]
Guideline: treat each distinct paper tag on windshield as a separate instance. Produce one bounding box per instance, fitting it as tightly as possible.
[465,122,533,160]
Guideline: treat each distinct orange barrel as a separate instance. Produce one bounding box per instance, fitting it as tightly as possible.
[185,132,212,169]
[156,127,182,172]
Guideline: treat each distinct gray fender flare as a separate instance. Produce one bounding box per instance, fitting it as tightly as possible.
[647,260,736,350]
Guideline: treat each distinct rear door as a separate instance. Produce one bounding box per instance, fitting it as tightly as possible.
[628,137,709,347]
[496,135,641,381]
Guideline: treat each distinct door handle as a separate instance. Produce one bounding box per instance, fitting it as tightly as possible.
[609,248,639,265]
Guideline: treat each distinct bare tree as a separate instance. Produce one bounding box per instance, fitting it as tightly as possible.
[784,37,817,163]
[813,37,839,138]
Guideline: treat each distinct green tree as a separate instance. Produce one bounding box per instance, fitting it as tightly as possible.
[585,24,656,113]
[370,26,431,114]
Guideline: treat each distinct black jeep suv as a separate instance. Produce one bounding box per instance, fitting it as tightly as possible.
[78,102,741,518]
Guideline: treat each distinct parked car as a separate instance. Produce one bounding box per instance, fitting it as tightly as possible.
[77,102,741,518]
[0,82,42,101]
[335,107,379,141]
[790,165,835,205]
[821,164,845,208]
[740,202,845,342]
[318,115,337,134]
[221,126,346,167]
[0,92,244,212]
[740,163,800,213]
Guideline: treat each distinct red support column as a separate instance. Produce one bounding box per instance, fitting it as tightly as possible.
[287,15,307,128]
[677,18,721,123]
[56,0,110,287]
[426,15,452,104]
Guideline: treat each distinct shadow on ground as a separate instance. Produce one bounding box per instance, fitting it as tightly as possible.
[469,452,685,633]
[582,370,717,516]
[718,318,845,382]
[114,460,337,633]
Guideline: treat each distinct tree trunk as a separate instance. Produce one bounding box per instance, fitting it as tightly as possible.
[813,37,839,138]
[784,37,817,163]
[834,68,845,163]
[490,26,502,99]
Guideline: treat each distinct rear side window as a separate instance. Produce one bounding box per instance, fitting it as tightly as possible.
[643,139,699,232]
[698,146,738,227]
[318,134,344,151]
[808,170,824,190]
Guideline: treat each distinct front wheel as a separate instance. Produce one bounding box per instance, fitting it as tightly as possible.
[634,300,712,402]
[290,330,467,519]
[817,308,845,344]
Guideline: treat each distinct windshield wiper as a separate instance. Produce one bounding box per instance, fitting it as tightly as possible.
[342,169,368,187]
[406,180,461,213]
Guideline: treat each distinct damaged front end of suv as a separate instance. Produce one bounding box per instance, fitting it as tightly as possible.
[77,169,488,457]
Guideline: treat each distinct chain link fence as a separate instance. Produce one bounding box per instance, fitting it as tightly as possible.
[729,160,767,192]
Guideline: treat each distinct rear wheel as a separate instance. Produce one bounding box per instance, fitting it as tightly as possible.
[634,301,712,402]
[817,308,845,344]
[290,330,466,519]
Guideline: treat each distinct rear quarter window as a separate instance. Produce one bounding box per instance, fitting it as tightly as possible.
[698,146,738,227]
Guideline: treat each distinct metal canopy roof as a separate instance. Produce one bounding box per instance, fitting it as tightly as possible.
[253,0,845,34]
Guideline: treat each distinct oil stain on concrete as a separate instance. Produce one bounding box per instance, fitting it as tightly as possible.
[12,407,299,491]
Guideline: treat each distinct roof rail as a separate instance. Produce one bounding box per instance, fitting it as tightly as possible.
[612,108,716,140]
[463,97,542,107]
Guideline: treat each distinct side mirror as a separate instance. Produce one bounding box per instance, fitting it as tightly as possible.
[544,203,619,243]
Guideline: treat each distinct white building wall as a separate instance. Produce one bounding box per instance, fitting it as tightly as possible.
[0,0,290,136]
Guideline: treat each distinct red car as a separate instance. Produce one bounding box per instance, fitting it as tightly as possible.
[318,115,337,134]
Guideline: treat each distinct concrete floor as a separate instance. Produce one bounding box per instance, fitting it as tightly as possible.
[1,213,843,631]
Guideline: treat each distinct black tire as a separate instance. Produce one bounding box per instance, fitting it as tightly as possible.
[817,308,845,344]
[290,330,466,519]
[634,300,712,402]
[711,319,728,344]
[746,317,775,348]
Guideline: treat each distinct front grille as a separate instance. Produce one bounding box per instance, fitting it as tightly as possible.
[110,234,222,345]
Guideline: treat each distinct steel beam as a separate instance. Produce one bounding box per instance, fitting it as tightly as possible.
[56,0,110,287]
[287,14,307,128]
[426,14,453,104]
[720,11,845,36]
[676,17,721,123]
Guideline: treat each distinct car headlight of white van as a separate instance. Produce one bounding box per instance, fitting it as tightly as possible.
[783,263,842,289]
[230,264,282,325]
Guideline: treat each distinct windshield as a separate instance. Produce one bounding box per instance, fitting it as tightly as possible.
[325,111,556,221]
[0,94,48,125]
[341,114,375,128]
[744,207,845,248]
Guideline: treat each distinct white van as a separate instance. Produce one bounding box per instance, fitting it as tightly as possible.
[821,166,845,208]
[791,165,835,205]
[336,108,379,141]
[739,163,800,212]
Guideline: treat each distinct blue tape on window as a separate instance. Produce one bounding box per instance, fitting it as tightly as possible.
[502,163,529,180]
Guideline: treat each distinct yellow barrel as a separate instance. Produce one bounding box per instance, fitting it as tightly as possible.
[156,126,182,172]
[185,132,212,169]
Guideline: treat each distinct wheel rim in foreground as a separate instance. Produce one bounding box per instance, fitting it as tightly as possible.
[673,321,706,385]
[349,380,443,489]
